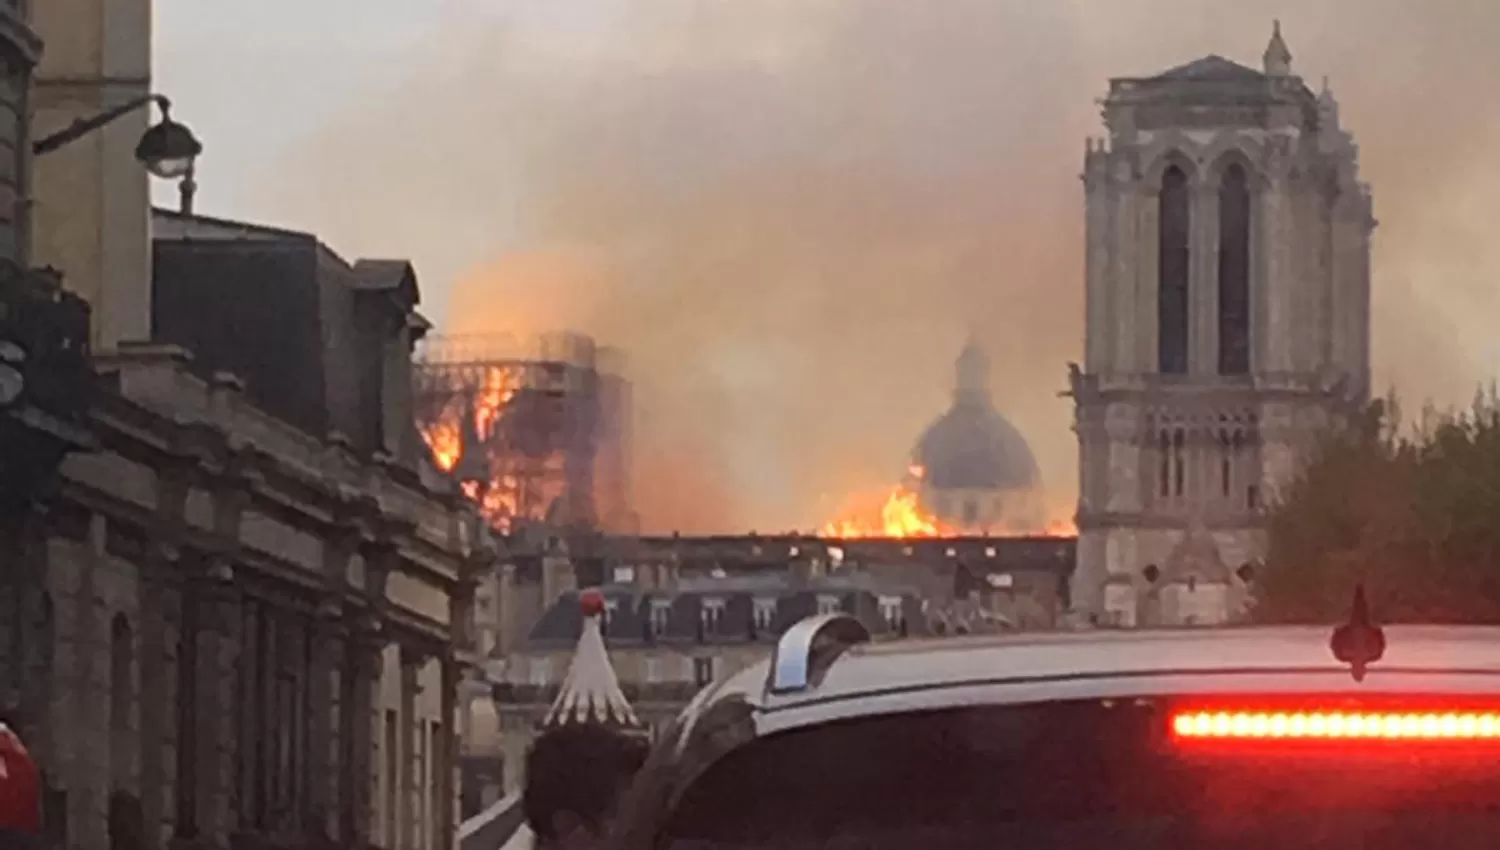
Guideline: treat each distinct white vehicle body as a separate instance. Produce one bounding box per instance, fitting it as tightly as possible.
[613,614,1500,850]
[743,622,1500,736]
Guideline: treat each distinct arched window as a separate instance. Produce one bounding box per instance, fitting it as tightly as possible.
[1218,163,1252,375]
[1172,429,1187,497]
[1158,430,1172,497]
[1220,431,1233,497]
[1158,164,1191,375]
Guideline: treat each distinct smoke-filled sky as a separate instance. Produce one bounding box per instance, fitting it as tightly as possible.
[156,1,1500,534]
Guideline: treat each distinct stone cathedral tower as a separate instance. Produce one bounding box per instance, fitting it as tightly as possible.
[1068,23,1374,627]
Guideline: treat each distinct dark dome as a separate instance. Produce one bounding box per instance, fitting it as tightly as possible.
[912,340,1040,492]
[913,403,1040,491]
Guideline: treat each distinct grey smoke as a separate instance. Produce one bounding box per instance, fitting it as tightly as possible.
[258,0,1500,533]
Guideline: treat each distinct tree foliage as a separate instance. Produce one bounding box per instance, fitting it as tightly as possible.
[1254,387,1500,624]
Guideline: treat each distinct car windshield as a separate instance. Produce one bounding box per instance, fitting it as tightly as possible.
[662,699,1500,850]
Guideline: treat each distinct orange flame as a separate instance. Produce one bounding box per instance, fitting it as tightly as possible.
[475,367,518,440]
[821,464,1078,539]
[821,465,957,539]
[1041,517,1078,536]
[826,486,953,538]
[421,414,463,472]
[418,365,528,530]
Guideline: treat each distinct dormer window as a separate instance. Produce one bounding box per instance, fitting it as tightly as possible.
[752,597,777,632]
[693,656,717,687]
[878,595,904,630]
[650,599,672,636]
[528,658,552,686]
[701,597,726,635]
[816,595,841,616]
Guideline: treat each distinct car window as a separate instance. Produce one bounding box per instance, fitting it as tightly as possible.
[660,700,1500,850]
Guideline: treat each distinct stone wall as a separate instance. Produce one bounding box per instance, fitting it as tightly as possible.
[31,0,153,350]
[1,344,489,850]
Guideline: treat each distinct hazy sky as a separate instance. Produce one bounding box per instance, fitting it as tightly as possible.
[153,1,1500,534]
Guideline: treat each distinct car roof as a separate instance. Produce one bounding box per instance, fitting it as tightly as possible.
[621,621,1500,848]
[696,623,1500,733]
[808,625,1500,696]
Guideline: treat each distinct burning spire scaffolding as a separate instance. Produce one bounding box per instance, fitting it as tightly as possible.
[414,332,635,533]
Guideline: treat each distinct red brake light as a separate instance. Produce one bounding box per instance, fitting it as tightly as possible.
[1172,710,1500,741]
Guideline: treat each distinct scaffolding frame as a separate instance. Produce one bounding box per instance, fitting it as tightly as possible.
[414,332,632,533]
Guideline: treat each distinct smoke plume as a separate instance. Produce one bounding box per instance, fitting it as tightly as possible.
[260,0,1500,533]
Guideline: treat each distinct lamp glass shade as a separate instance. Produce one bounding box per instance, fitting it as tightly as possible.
[134,118,202,180]
[145,156,194,179]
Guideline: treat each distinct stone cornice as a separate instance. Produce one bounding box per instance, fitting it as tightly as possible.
[70,347,489,645]
[1077,510,1268,532]
[1068,369,1367,406]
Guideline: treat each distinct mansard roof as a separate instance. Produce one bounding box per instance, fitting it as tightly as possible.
[351,258,421,309]
[525,572,925,648]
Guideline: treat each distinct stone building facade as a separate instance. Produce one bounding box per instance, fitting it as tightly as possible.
[0,343,489,850]
[3,4,492,850]
[0,0,39,261]
[31,0,153,351]
[1069,24,1374,626]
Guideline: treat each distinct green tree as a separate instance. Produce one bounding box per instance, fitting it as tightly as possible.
[1254,389,1500,624]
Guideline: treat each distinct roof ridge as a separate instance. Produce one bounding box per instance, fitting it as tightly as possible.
[1153,54,1264,82]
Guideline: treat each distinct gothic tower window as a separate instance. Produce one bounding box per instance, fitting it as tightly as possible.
[1218,163,1252,375]
[1158,164,1191,375]
[1220,431,1233,497]
[1158,429,1171,497]
[1172,429,1186,497]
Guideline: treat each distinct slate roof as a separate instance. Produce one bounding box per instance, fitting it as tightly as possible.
[525,572,925,649]
[351,258,421,309]
[1153,55,1264,82]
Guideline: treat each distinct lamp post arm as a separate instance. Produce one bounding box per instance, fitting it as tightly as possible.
[32,94,170,157]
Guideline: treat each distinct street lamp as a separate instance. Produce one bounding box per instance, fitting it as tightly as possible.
[32,94,203,214]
